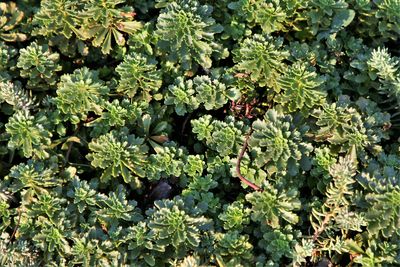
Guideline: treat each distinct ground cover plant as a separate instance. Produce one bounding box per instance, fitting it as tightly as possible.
[0,0,399,266]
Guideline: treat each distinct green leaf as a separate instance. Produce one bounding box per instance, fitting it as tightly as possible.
[101,30,112,54]
[143,254,155,266]
[119,21,142,34]
[120,165,131,183]
[344,239,365,254]
[112,28,125,46]
[92,28,107,47]
[142,114,152,136]
[332,9,355,31]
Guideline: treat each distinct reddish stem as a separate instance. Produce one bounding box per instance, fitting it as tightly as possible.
[236,131,262,191]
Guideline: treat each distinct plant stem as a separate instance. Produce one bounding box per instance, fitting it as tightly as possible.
[236,130,262,191]
[8,207,22,245]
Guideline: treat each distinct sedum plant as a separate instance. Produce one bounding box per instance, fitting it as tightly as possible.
[366,47,400,106]
[375,0,400,40]
[311,147,360,253]
[275,62,326,113]
[0,41,18,80]
[259,227,297,262]
[228,0,288,34]
[96,186,143,224]
[54,67,109,124]
[165,75,240,115]
[86,128,148,184]
[249,109,313,176]
[86,99,144,137]
[367,47,398,81]
[366,187,400,238]
[307,0,355,37]
[218,201,251,231]
[16,42,62,90]
[146,198,212,257]
[7,159,61,194]
[191,115,247,156]
[0,2,27,42]
[5,111,52,159]
[193,75,240,110]
[156,0,223,70]
[233,34,289,89]
[77,0,142,54]
[183,154,205,178]
[164,77,199,116]
[115,52,162,100]
[246,184,301,228]
[213,230,253,264]
[145,145,186,181]
[67,177,98,213]
[32,0,82,39]
[357,152,400,193]
[0,81,37,111]
[33,0,142,54]
[313,96,391,156]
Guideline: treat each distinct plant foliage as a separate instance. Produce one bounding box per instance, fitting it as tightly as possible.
[0,0,400,266]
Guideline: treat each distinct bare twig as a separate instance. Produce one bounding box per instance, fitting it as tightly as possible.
[180,113,192,140]
[64,124,82,165]
[236,130,262,191]
[8,207,22,245]
[65,142,74,164]
[312,212,333,242]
